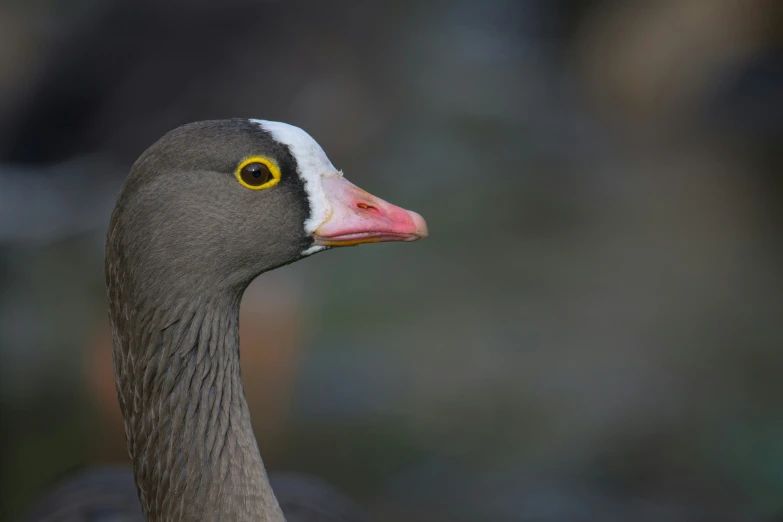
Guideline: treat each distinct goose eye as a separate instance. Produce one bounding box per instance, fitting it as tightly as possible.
[241,163,272,185]
[236,157,281,190]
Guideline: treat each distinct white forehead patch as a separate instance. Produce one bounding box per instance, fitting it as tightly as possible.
[250,120,341,248]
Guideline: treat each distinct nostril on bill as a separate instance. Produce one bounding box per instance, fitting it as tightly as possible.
[357,202,378,212]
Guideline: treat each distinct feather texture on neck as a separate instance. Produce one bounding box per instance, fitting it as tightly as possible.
[108,291,284,522]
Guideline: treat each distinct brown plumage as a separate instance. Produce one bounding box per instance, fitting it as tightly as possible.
[26,119,425,522]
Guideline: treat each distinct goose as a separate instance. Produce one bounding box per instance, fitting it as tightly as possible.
[25,118,427,522]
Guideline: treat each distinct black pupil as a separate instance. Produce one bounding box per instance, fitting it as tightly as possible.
[241,163,272,186]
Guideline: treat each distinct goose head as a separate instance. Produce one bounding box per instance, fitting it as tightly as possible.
[107,118,427,297]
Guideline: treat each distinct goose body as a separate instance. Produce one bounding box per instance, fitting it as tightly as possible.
[24,467,370,522]
[27,119,426,522]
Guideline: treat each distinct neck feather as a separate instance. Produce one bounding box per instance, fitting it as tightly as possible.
[109,290,284,522]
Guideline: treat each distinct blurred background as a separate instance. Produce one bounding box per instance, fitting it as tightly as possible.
[1,0,782,520]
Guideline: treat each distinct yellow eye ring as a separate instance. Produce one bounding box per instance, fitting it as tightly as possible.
[236,156,281,190]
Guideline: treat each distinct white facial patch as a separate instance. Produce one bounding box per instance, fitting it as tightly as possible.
[250,120,341,253]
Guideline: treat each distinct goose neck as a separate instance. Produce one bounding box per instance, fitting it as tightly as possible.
[110,295,284,522]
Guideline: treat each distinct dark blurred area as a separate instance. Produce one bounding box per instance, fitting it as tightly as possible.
[1,0,782,520]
